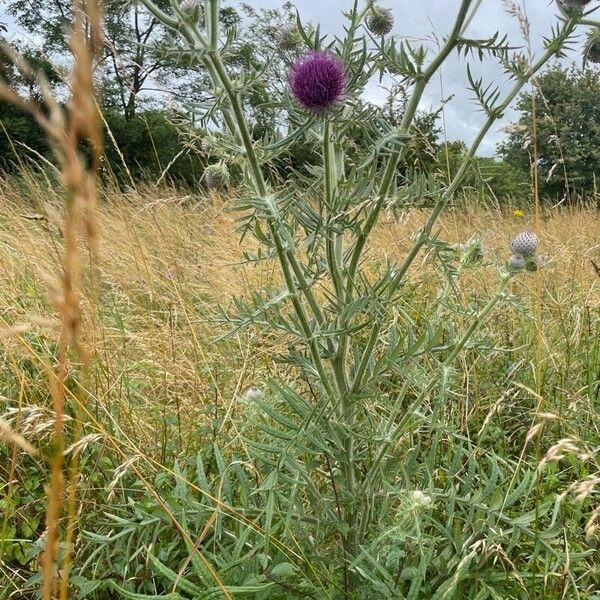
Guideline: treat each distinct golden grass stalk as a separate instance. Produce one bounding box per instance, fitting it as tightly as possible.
[0,1,103,597]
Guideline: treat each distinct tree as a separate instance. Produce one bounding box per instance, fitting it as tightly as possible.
[498,64,600,200]
[5,0,186,119]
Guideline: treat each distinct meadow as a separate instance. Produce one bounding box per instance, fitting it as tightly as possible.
[1,174,599,598]
[2,0,600,598]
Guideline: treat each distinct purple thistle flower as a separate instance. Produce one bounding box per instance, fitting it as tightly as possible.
[289,51,347,114]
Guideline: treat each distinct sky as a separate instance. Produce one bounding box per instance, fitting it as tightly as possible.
[0,0,591,156]
[250,0,589,155]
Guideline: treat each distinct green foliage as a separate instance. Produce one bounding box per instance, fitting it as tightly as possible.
[499,65,600,200]
[103,110,206,187]
[437,141,530,203]
[0,103,50,170]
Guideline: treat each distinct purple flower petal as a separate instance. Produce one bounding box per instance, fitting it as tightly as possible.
[289,51,347,114]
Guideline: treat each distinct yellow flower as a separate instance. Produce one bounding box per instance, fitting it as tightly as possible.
[513,209,524,217]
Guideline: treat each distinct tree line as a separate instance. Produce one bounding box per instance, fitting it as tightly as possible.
[0,0,598,201]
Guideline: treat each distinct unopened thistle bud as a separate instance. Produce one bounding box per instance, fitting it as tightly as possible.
[525,255,547,272]
[289,51,347,114]
[557,0,593,15]
[508,254,526,271]
[178,0,201,23]
[367,5,394,36]
[204,163,229,190]
[201,136,212,154]
[510,231,537,257]
[585,28,600,64]
[275,24,302,52]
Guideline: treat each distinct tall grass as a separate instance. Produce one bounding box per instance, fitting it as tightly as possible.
[0,171,599,596]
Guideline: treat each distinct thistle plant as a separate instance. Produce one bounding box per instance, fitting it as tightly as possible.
[131,0,589,596]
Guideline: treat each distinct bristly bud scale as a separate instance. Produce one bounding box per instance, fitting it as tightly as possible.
[204,163,229,190]
[510,231,537,257]
[275,24,302,52]
[585,28,600,64]
[289,51,347,115]
[367,5,394,36]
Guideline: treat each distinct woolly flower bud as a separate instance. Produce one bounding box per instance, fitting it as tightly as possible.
[242,385,263,401]
[367,6,394,36]
[289,51,347,114]
[585,28,600,64]
[557,0,593,15]
[508,254,526,271]
[510,230,537,257]
[275,24,302,52]
[201,136,212,154]
[178,0,200,22]
[204,163,229,190]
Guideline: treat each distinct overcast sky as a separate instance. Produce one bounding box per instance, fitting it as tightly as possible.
[1,1,591,155]
[254,0,589,155]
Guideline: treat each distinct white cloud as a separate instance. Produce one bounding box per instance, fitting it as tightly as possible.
[259,0,590,155]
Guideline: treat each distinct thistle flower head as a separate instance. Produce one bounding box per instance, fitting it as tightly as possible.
[367,5,394,36]
[275,24,302,52]
[289,51,347,114]
[510,230,537,257]
[204,163,229,190]
[585,28,600,64]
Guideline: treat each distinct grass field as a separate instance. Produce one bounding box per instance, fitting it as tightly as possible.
[1,175,599,598]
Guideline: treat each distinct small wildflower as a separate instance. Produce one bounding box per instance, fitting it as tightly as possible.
[512,209,524,217]
[204,163,229,190]
[289,51,347,114]
[367,5,394,36]
[510,230,537,257]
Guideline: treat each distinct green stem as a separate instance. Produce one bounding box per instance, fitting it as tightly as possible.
[344,0,474,301]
